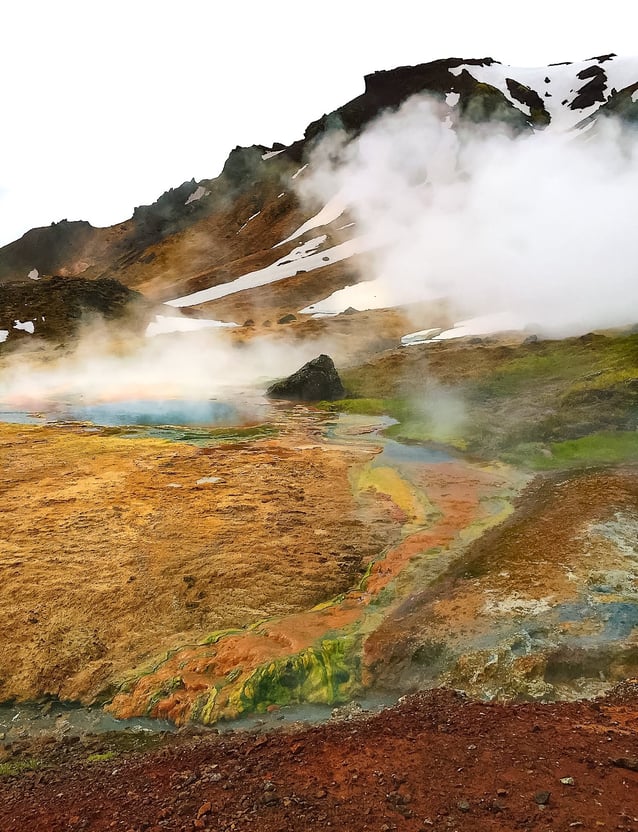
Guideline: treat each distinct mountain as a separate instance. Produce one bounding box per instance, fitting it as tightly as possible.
[1,54,637,345]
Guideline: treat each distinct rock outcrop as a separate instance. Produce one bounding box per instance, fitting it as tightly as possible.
[266,354,345,401]
[0,276,151,345]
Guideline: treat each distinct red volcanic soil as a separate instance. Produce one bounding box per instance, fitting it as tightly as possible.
[3,687,638,832]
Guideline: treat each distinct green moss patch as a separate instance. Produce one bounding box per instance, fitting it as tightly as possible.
[336,333,638,465]
[319,397,402,417]
[0,758,41,777]
[87,751,117,763]
[504,431,638,470]
[128,423,278,446]
[229,636,361,717]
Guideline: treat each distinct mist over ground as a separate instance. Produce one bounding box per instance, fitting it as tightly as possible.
[0,324,338,411]
[300,95,638,335]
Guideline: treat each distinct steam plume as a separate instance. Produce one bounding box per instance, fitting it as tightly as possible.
[300,96,638,335]
[0,322,338,414]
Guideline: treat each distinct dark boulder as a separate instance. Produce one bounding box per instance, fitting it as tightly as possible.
[266,354,345,401]
[277,313,297,324]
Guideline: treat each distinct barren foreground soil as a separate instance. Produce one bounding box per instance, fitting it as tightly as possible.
[3,687,638,832]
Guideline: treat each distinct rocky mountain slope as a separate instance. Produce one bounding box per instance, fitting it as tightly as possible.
[1,54,637,346]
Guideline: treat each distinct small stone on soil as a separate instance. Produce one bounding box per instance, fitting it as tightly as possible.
[612,756,638,771]
[196,802,211,818]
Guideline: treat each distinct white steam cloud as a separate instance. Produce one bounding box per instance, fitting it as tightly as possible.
[300,96,638,335]
[0,323,336,415]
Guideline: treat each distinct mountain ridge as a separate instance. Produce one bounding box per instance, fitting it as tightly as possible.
[1,53,637,344]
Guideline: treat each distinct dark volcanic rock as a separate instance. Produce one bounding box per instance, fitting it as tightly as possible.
[221,145,264,185]
[505,78,551,126]
[577,80,638,128]
[570,65,607,110]
[303,57,536,145]
[0,276,151,345]
[266,354,345,401]
[0,219,96,284]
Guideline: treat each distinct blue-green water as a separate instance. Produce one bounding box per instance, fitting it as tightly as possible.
[66,398,238,427]
[325,413,455,465]
[0,409,45,425]
[0,701,175,739]
[374,437,454,466]
[0,399,239,428]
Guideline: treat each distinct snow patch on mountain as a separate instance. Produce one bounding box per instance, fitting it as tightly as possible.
[449,63,531,116]
[400,313,529,346]
[146,315,237,337]
[237,211,261,233]
[292,164,308,180]
[13,320,35,334]
[185,185,209,205]
[448,55,638,131]
[433,312,528,340]
[167,235,367,308]
[273,194,345,248]
[401,328,443,346]
[299,277,392,316]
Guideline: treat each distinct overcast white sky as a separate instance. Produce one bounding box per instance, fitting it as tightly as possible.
[1,0,637,246]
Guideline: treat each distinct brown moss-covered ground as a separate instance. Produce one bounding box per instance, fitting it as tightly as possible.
[0,421,397,704]
[2,686,638,832]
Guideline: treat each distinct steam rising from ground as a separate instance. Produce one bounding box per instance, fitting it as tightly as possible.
[301,96,638,335]
[0,324,334,415]
[405,380,468,445]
